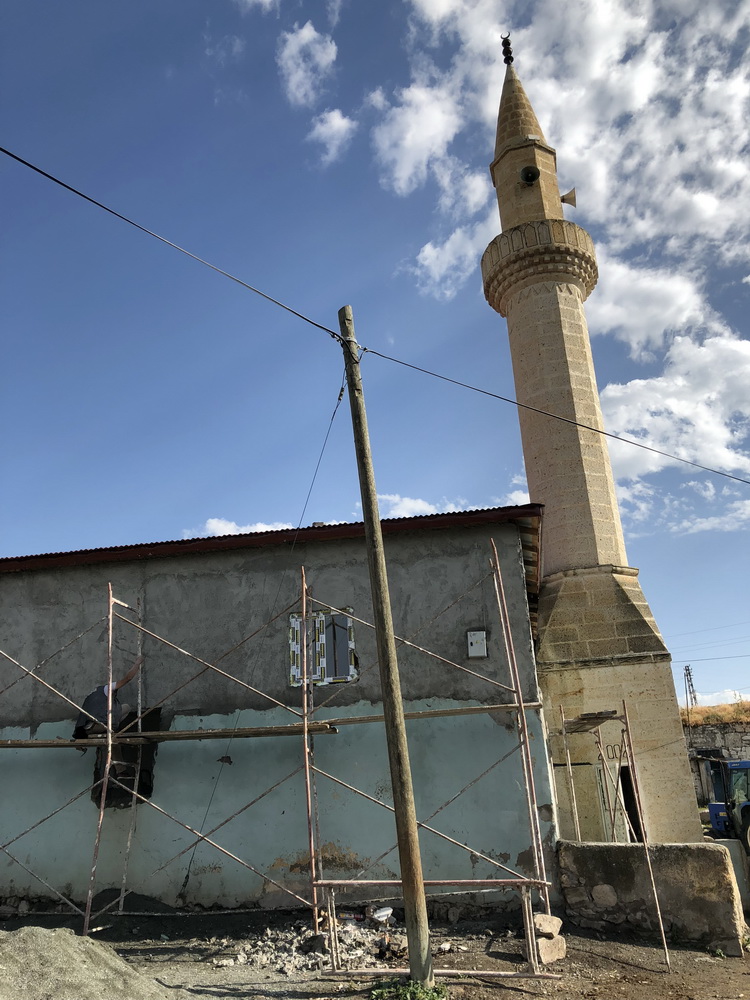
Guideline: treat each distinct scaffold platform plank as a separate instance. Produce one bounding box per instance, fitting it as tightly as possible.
[0,722,338,748]
[324,702,541,727]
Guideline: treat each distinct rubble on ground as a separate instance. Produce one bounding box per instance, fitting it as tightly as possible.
[0,897,564,998]
[191,912,489,974]
[202,913,410,973]
[534,911,567,964]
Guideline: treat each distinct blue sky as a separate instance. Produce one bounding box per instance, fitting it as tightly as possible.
[2,0,749,704]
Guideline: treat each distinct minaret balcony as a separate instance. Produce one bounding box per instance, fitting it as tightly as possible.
[482,220,598,317]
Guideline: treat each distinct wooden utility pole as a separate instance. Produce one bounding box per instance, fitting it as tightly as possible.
[338,305,434,987]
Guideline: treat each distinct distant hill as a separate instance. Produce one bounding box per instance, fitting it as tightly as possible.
[681,702,750,726]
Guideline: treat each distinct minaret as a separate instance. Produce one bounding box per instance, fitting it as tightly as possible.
[482,38,700,843]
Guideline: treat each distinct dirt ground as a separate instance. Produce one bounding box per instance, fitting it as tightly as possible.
[5,908,743,1000]
[118,930,748,999]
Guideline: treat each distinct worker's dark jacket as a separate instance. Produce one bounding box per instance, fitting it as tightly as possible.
[73,685,122,739]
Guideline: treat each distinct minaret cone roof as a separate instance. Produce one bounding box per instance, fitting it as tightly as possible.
[494,63,547,159]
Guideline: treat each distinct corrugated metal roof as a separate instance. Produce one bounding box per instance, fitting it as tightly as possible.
[0,504,543,626]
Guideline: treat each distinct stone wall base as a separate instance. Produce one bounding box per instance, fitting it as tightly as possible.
[558,841,748,957]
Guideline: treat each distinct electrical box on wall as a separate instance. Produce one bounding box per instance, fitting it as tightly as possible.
[467,630,488,658]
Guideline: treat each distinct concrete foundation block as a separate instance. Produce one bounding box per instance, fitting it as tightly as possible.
[715,839,750,914]
[558,841,746,955]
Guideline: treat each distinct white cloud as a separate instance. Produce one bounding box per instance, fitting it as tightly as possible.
[497,489,530,506]
[307,108,358,165]
[371,79,463,196]
[490,472,530,509]
[204,35,245,66]
[196,517,294,537]
[377,1,750,318]
[432,157,492,218]
[378,494,438,517]
[366,88,389,113]
[407,0,462,24]
[411,208,497,299]
[326,0,344,28]
[670,499,750,536]
[601,334,750,481]
[377,493,467,518]
[277,21,337,108]
[694,689,743,707]
[615,481,660,524]
[586,251,727,360]
[233,0,278,12]
[683,480,716,502]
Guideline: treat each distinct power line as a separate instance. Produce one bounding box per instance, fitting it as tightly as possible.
[5,144,749,489]
[677,653,750,663]
[294,369,347,531]
[665,620,750,639]
[362,349,750,488]
[0,146,341,344]
[670,635,750,654]
[178,374,347,898]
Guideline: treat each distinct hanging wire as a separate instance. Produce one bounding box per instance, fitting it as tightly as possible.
[0,147,341,343]
[361,349,750,488]
[4,146,746,488]
[177,369,348,899]
[295,368,347,531]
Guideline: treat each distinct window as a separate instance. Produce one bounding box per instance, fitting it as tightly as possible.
[289,612,357,686]
[731,767,750,804]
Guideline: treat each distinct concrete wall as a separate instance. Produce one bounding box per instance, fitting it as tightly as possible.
[558,841,747,957]
[0,522,556,909]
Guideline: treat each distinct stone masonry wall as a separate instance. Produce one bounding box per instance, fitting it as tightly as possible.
[685,722,750,760]
[558,841,747,957]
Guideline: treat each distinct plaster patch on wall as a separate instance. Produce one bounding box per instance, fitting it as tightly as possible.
[515,846,535,872]
[272,843,371,876]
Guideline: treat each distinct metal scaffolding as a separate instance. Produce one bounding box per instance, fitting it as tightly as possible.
[0,541,557,982]
[559,704,670,970]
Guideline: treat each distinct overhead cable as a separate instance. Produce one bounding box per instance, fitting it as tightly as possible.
[5,145,748,488]
[677,653,750,663]
[0,147,341,343]
[666,620,750,638]
[293,369,347,534]
[362,349,750,488]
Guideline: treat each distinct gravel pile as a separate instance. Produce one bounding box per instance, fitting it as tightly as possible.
[0,926,190,1000]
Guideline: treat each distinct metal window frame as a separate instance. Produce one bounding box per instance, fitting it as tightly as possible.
[290,611,356,686]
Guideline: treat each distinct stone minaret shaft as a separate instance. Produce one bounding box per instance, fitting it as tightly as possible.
[482,64,627,578]
[481,51,701,844]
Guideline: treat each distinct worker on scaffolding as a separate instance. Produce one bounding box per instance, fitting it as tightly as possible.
[72,654,143,775]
